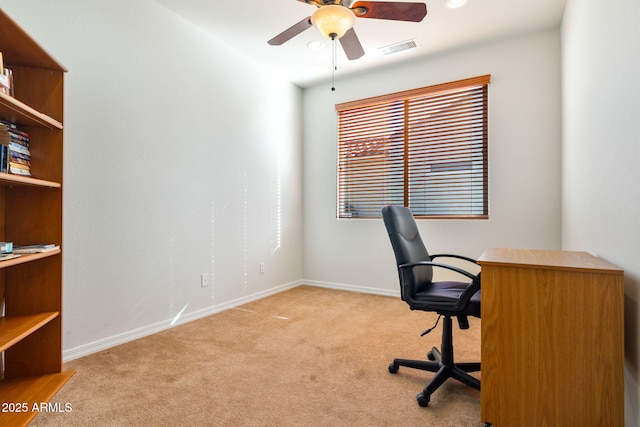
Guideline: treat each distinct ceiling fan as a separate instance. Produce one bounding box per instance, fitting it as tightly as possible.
[268,0,428,60]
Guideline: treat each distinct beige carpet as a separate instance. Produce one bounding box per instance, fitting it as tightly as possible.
[33,285,481,426]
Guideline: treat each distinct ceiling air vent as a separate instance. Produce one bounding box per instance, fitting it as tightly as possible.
[379,39,419,55]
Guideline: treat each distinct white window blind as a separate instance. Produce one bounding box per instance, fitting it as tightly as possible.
[336,75,490,219]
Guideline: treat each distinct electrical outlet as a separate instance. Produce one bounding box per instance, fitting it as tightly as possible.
[200,273,209,287]
[259,262,265,274]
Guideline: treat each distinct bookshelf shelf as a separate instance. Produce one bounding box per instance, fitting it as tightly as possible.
[0,249,61,269]
[0,372,75,426]
[0,7,73,426]
[0,312,59,352]
[0,172,60,188]
[0,91,63,129]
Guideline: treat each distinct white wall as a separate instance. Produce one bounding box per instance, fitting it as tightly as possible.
[2,0,304,358]
[302,30,562,293]
[561,1,640,425]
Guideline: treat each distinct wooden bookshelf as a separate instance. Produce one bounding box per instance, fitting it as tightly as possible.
[0,8,73,426]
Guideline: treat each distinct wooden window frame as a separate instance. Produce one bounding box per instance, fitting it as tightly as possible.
[336,75,490,219]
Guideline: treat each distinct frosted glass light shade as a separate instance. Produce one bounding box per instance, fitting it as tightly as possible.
[446,0,468,8]
[311,5,356,40]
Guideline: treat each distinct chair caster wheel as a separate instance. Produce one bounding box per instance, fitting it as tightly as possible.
[427,351,436,361]
[417,392,430,407]
[388,363,399,374]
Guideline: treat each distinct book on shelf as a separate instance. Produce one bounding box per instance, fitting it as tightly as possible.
[8,141,29,155]
[0,121,29,140]
[9,162,31,176]
[0,52,12,96]
[7,126,29,141]
[12,244,59,254]
[0,145,7,173]
[2,129,30,147]
[0,253,20,262]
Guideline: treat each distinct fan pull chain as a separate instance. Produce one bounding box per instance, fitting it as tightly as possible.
[331,33,337,91]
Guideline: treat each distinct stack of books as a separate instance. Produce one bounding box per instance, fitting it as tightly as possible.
[0,122,31,176]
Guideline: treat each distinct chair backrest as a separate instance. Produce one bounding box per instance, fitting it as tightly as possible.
[381,205,434,291]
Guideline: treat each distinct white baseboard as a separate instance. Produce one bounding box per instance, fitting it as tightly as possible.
[63,280,302,361]
[303,279,400,298]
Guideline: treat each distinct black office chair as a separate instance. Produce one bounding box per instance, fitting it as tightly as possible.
[381,205,481,407]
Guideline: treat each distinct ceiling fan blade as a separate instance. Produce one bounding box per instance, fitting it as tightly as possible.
[297,0,324,6]
[339,28,365,60]
[268,17,313,45]
[351,1,427,22]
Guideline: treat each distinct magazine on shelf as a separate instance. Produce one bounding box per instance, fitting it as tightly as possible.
[12,244,59,254]
[0,241,12,253]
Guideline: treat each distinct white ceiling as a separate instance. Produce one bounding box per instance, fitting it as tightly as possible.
[153,0,566,87]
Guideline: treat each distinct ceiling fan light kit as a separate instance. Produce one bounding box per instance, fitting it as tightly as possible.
[311,4,356,39]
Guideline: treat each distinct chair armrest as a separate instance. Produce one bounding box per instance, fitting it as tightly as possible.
[399,261,477,281]
[458,272,481,306]
[430,253,478,265]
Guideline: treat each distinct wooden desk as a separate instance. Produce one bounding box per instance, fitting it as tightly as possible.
[478,248,624,427]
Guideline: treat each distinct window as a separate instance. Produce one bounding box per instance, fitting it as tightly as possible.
[336,75,490,219]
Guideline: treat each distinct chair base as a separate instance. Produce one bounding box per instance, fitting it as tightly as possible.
[388,316,480,407]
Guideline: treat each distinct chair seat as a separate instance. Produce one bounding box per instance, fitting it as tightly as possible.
[411,281,481,317]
